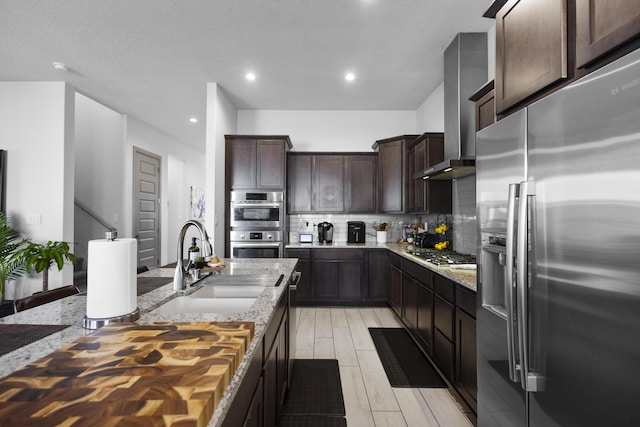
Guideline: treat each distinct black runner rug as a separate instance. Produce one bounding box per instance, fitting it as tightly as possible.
[369,327,446,388]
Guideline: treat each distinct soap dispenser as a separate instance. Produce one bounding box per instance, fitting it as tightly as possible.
[188,237,200,262]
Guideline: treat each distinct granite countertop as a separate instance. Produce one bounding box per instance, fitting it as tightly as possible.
[0,258,297,427]
[287,241,477,292]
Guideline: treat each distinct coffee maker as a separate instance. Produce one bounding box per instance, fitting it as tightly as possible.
[317,222,333,244]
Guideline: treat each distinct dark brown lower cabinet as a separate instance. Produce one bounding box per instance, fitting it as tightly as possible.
[243,376,263,427]
[402,273,419,333]
[433,328,454,382]
[416,282,434,356]
[389,260,403,317]
[367,249,390,301]
[264,315,287,427]
[455,307,477,413]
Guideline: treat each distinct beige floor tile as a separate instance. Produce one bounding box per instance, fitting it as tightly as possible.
[347,314,376,351]
[372,411,408,427]
[300,307,316,318]
[315,308,333,338]
[314,336,336,359]
[357,350,400,412]
[296,316,315,352]
[393,388,439,427]
[330,307,349,328]
[420,388,473,427]
[372,307,404,328]
[333,327,359,366]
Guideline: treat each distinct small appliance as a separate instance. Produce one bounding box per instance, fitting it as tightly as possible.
[347,221,366,243]
[317,222,333,244]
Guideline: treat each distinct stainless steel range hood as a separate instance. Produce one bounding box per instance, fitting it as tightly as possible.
[418,33,487,180]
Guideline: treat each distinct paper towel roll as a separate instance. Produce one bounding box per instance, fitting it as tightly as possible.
[86,238,137,319]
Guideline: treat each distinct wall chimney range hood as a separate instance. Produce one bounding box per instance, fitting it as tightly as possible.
[418,33,487,180]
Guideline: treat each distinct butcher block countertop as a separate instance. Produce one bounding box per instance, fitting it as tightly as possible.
[0,258,297,427]
[0,322,254,426]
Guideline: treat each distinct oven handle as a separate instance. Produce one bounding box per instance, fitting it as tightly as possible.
[230,203,282,209]
[229,242,282,248]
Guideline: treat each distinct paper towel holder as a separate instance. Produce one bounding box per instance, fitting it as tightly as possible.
[83,307,141,330]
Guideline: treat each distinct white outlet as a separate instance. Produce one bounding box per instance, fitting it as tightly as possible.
[27,214,41,225]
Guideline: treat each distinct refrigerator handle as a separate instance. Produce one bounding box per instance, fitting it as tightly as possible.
[505,183,521,383]
[516,181,545,392]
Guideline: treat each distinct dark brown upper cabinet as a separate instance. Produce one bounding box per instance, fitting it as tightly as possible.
[225,136,292,191]
[373,135,418,213]
[314,155,345,212]
[287,153,377,214]
[408,133,452,214]
[345,155,377,213]
[495,0,569,114]
[576,0,640,68]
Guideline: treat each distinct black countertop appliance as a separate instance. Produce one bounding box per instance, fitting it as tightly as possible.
[347,221,366,243]
[317,222,333,243]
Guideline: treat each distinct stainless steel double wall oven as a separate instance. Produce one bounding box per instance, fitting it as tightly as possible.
[228,191,284,258]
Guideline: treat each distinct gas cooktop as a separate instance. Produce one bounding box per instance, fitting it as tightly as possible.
[406,248,477,267]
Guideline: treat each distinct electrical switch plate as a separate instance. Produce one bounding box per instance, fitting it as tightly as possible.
[27,214,41,225]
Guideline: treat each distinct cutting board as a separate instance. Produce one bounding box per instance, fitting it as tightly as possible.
[0,321,254,426]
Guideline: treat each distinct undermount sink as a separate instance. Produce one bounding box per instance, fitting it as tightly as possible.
[152,274,283,314]
[153,295,257,314]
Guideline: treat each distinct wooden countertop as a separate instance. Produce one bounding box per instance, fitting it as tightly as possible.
[0,321,254,426]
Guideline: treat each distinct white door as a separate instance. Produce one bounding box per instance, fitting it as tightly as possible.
[133,148,161,268]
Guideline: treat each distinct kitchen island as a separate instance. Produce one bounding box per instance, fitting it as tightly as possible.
[0,258,297,427]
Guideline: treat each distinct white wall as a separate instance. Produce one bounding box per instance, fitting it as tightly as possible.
[124,116,206,266]
[238,110,416,151]
[74,93,125,265]
[206,83,238,256]
[416,83,445,133]
[0,82,75,298]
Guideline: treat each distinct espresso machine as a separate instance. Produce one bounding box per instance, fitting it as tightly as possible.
[317,222,333,244]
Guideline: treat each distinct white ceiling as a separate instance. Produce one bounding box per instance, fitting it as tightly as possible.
[0,1,493,149]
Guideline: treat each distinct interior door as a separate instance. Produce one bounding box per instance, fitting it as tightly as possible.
[133,148,161,268]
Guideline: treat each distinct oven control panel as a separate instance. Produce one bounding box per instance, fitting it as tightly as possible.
[229,230,282,242]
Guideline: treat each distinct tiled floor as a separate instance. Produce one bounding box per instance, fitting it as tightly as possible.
[293,306,473,427]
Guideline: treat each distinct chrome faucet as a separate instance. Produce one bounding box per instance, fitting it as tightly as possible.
[173,220,213,291]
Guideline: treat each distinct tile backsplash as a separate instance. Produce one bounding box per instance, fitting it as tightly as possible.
[286,175,477,255]
[287,213,449,244]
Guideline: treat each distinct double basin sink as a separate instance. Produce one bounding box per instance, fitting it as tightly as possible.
[152,274,284,314]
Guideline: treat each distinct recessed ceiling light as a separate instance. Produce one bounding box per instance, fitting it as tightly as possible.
[189,118,198,123]
[246,72,256,81]
[52,62,70,72]
[345,72,355,81]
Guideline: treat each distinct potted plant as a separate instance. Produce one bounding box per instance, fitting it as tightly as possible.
[21,241,76,292]
[0,213,29,303]
[194,256,206,269]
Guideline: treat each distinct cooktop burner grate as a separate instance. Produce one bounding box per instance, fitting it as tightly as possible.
[406,249,476,266]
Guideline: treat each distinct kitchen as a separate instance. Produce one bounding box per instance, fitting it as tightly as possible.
[2,1,640,426]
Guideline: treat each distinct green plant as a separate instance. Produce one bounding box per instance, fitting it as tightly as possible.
[0,213,29,301]
[21,241,76,292]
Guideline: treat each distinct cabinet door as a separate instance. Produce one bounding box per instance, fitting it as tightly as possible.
[257,140,285,190]
[455,308,477,412]
[389,264,403,317]
[367,250,389,301]
[314,156,344,212]
[402,274,419,332]
[495,0,569,114]
[412,140,425,212]
[434,328,454,382]
[416,282,434,356]
[424,135,452,214]
[312,261,340,300]
[294,258,312,303]
[242,376,263,427]
[263,342,277,427]
[378,139,405,213]
[287,155,313,213]
[345,155,377,213]
[339,262,363,301]
[576,0,640,68]
[228,139,257,189]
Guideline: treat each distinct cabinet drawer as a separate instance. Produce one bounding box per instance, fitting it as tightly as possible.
[434,274,455,302]
[434,295,454,341]
[402,259,432,286]
[313,249,364,261]
[285,248,310,260]
[390,252,402,269]
[456,286,476,318]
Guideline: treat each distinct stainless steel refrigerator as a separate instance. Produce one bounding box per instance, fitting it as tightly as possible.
[476,48,640,427]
